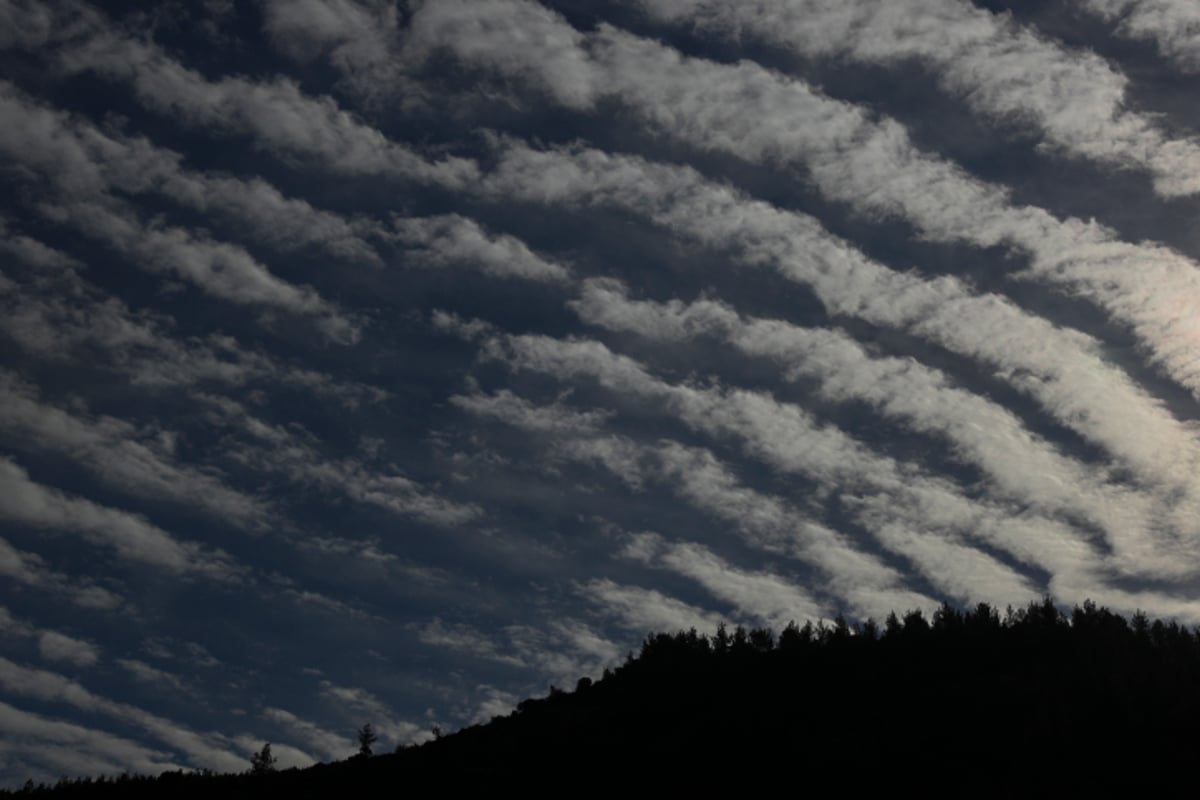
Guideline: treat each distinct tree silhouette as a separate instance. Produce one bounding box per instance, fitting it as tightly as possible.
[10,596,1200,796]
[357,723,377,757]
[249,743,276,774]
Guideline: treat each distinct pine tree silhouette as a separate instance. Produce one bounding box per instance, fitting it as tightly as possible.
[249,743,276,774]
[357,724,377,757]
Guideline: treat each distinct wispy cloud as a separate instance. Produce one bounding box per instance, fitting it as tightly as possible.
[316,682,422,748]
[414,2,1200,409]
[0,230,385,403]
[37,632,101,668]
[636,0,1200,195]
[0,84,361,343]
[0,656,248,773]
[621,531,826,627]
[394,214,571,283]
[261,706,353,763]
[456,383,929,618]
[261,0,428,112]
[478,141,1200,501]
[0,538,122,609]
[0,700,180,783]
[0,372,268,528]
[5,0,1200,783]
[0,456,244,581]
[416,616,621,687]
[570,278,1177,577]
[202,396,481,527]
[12,0,479,187]
[1076,0,1200,71]
[576,577,723,634]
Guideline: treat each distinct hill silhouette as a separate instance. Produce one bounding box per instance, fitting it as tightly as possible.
[8,598,1200,796]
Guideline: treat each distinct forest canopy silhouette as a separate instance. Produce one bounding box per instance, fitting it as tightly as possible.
[8,597,1200,795]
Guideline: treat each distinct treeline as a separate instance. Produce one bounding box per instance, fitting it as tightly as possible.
[9,598,1200,795]
[633,596,1200,665]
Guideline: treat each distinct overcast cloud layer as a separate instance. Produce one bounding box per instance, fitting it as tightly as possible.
[2,0,1200,785]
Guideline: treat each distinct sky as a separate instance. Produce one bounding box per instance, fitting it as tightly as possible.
[3,0,1200,785]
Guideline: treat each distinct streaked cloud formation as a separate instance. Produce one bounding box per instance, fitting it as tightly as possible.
[1,0,1199,787]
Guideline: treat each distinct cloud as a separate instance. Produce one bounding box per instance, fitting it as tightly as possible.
[115,659,189,694]
[317,681,422,747]
[37,632,100,668]
[1079,0,1200,71]
[418,3,1200,425]
[5,0,1200,784]
[0,537,122,609]
[261,0,428,111]
[0,372,268,528]
[570,278,1176,579]
[261,706,353,763]
[27,0,478,186]
[0,456,244,581]
[636,0,1200,196]
[621,532,826,627]
[0,656,248,773]
[202,396,481,527]
[0,232,385,403]
[468,686,519,725]
[478,141,1200,502]
[0,607,33,639]
[0,84,387,270]
[450,389,612,436]
[416,616,621,686]
[415,618,527,668]
[403,0,597,109]
[576,577,723,634]
[457,380,929,618]
[0,700,181,781]
[394,214,571,283]
[472,327,1200,607]
[0,84,361,343]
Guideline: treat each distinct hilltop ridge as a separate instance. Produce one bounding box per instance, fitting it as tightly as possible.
[9,598,1200,796]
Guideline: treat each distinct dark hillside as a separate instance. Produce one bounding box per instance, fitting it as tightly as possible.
[9,599,1200,796]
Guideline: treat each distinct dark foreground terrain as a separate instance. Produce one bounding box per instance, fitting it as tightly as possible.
[9,598,1200,796]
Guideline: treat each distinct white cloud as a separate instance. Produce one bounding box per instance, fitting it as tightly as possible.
[203,396,480,527]
[42,2,477,187]
[479,141,1200,507]
[0,233,385,403]
[261,0,428,111]
[637,0,1200,196]
[468,686,519,725]
[261,707,353,763]
[417,616,621,686]
[37,631,100,668]
[450,389,612,436]
[457,378,929,618]
[417,5,1200,461]
[0,656,249,773]
[576,577,723,634]
[0,84,362,343]
[0,700,181,781]
[115,659,188,694]
[1076,0,1200,71]
[0,456,244,581]
[0,371,268,528]
[0,536,122,609]
[621,532,825,627]
[394,214,571,283]
[478,328,1200,595]
[570,278,1178,580]
[317,681,422,747]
